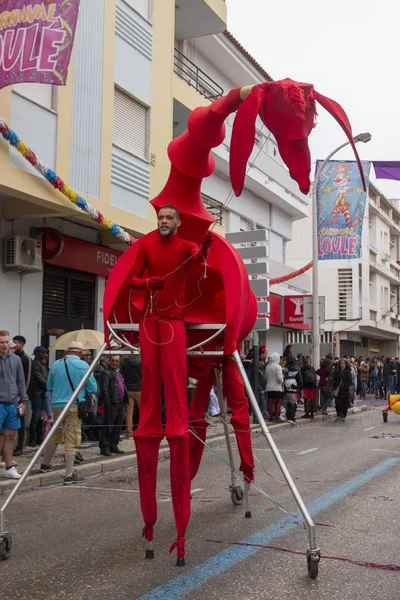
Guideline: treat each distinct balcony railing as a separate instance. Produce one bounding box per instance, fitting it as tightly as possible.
[174,48,224,101]
[202,195,224,225]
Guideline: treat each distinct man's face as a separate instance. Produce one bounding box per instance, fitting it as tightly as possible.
[12,339,24,352]
[110,356,120,370]
[0,335,10,355]
[158,208,180,237]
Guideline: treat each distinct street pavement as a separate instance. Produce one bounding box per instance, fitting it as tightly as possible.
[1,401,400,599]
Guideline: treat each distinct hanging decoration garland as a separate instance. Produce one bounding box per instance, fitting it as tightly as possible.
[0,119,136,246]
[270,261,313,285]
[0,118,315,282]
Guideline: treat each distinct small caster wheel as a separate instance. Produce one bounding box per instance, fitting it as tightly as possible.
[231,485,244,506]
[383,411,388,423]
[0,536,12,561]
[176,557,185,567]
[145,549,154,559]
[244,511,252,519]
[307,555,319,579]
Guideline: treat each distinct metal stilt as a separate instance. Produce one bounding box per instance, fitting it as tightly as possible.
[0,344,107,553]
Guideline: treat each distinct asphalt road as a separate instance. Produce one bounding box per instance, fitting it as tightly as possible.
[1,404,400,600]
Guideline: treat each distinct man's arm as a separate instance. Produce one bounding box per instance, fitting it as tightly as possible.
[99,371,111,404]
[47,366,54,392]
[16,358,29,404]
[130,243,164,291]
[33,361,47,390]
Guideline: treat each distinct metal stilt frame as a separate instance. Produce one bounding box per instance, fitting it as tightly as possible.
[0,344,107,560]
[213,367,246,510]
[188,349,321,579]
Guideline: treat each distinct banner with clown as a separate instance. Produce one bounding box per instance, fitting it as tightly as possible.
[316,160,371,260]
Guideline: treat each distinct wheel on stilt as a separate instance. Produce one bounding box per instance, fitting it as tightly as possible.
[306,550,320,579]
[383,411,388,423]
[0,535,12,561]
[176,557,185,567]
[230,485,244,506]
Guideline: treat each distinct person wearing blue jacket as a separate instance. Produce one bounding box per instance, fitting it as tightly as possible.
[40,341,97,485]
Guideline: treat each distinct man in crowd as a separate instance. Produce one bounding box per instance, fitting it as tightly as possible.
[12,334,32,455]
[0,330,29,479]
[99,355,126,456]
[29,346,49,447]
[121,353,141,438]
[40,341,97,485]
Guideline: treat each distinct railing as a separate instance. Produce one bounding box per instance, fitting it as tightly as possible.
[174,48,224,101]
[202,195,224,225]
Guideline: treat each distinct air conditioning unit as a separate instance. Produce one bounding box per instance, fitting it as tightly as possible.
[4,236,43,272]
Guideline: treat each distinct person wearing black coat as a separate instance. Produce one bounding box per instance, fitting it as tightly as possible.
[29,347,48,445]
[98,355,126,456]
[120,354,142,438]
[331,359,353,422]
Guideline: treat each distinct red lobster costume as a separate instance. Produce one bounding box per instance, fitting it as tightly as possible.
[103,78,363,564]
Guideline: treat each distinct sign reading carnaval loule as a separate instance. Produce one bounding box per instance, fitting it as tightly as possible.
[316,160,371,260]
[0,0,80,89]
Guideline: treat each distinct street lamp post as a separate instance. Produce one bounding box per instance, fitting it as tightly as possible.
[311,133,372,368]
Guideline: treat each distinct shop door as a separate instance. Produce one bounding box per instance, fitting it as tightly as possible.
[42,265,95,347]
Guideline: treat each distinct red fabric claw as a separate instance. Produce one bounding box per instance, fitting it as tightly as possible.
[142,525,154,542]
[169,537,186,558]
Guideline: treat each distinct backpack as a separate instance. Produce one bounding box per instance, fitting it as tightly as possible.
[284,369,299,393]
[303,366,317,386]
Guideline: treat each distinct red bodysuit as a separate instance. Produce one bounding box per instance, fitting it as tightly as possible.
[130,230,205,560]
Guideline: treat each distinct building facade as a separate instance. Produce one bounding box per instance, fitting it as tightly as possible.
[287,181,400,358]
[0,0,310,356]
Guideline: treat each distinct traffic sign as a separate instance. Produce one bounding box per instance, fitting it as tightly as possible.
[254,318,270,331]
[246,262,269,276]
[257,301,270,314]
[250,279,270,297]
[237,246,269,260]
[226,229,268,244]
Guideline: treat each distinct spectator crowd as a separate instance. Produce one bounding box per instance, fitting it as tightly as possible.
[0,326,397,484]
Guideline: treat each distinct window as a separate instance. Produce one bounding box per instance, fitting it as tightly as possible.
[13,83,55,111]
[113,87,148,161]
[338,269,353,320]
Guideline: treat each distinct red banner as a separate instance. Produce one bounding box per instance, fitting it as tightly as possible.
[43,234,122,278]
[0,0,80,89]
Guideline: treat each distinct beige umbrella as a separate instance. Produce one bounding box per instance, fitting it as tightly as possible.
[50,329,105,350]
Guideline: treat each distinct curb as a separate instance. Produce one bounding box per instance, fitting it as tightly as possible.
[0,409,335,497]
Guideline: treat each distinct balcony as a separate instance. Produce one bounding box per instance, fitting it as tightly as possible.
[174,48,223,101]
[175,0,227,40]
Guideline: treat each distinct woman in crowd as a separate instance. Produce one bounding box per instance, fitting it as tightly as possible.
[358,360,370,399]
[265,352,284,421]
[316,358,332,416]
[331,359,353,423]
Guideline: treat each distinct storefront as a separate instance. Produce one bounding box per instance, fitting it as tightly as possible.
[41,232,122,348]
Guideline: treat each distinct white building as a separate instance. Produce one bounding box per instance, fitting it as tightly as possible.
[287,180,400,358]
[173,32,311,353]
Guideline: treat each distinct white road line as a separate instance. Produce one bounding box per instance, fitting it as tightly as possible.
[363,427,376,431]
[160,488,204,503]
[68,486,140,493]
[371,449,400,455]
[297,448,318,456]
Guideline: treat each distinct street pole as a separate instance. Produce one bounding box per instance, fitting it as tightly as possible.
[311,133,371,369]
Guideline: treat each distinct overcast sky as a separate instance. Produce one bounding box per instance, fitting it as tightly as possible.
[227,0,400,198]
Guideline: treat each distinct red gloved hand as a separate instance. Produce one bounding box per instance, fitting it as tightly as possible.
[200,232,213,250]
[147,276,164,291]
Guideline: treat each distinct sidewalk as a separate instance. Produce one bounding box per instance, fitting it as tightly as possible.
[0,397,374,497]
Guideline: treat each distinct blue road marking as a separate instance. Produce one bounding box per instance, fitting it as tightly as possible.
[138,457,399,600]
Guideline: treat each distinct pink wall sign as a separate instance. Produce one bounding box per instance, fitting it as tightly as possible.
[0,0,80,89]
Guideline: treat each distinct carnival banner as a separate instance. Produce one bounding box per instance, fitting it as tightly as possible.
[316,160,371,260]
[0,0,80,89]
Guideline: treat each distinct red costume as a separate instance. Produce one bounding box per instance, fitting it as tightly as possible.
[130,230,209,562]
[103,78,363,566]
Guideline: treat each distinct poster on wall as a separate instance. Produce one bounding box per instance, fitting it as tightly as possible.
[316,160,371,260]
[0,0,81,89]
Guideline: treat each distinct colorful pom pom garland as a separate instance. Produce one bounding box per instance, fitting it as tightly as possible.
[0,118,136,246]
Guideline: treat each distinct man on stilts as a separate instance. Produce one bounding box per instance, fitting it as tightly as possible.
[130,205,212,566]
